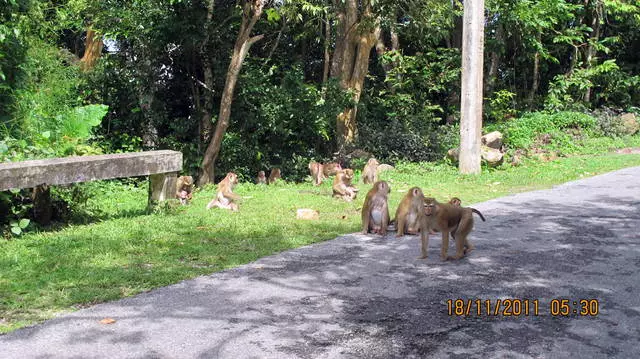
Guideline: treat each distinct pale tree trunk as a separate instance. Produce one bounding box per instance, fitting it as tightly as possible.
[459,0,485,175]
[199,0,265,185]
[330,0,379,154]
[80,28,103,71]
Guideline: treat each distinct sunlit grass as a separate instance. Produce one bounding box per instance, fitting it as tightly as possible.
[1,153,640,333]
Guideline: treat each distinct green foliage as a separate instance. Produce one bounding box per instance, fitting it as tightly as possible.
[358,49,460,162]
[10,218,30,236]
[487,90,517,122]
[0,189,32,237]
[590,107,631,138]
[502,111,597,150]
[224,61,349,181]
[546,60,640,111]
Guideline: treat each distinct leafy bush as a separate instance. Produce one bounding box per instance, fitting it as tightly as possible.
[358,49,461,162]
[503,111,597,150]
[546,60,640,111]
[222,61,349,182]
[591,107,637,138]
[487,90,517,122]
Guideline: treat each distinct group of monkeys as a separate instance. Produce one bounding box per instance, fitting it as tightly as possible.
[174,157,486,260]
[361,181,486,261]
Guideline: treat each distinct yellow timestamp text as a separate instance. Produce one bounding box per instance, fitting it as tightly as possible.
[446,298,599,317]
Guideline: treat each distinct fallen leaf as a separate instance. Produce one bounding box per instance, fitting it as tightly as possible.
[99,318,116,325]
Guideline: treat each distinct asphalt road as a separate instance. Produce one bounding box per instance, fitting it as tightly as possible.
[2,166,640,358]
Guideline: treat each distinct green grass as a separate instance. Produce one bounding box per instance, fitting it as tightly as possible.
[2,153,640,333]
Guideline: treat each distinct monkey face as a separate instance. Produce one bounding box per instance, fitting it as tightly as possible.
[376,181,390,194]
[227,172,238,184]
[344,169,354,179]
[423,198,437,215]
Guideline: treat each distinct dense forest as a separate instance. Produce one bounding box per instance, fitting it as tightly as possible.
[1,0,640,231]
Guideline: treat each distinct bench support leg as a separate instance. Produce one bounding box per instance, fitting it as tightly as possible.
[32,184,52,225]
[148,172,178,210]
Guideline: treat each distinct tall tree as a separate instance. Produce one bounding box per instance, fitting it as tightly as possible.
[199,0,266,184]
[459,0,485,174]
[330,0,380,154]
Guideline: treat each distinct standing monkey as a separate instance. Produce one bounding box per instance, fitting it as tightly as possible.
[176,175,194,205]
[308,161,324,186]
[361,181,391,235]
[362,158,379,184]
[267,168,282,184]
[256,171,267,184]
[332,169,358,201]
[419,197,485,260]
[394,187,425,236]
[206,172,241,211]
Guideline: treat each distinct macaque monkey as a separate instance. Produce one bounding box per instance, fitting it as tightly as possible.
[322,162,342,177]
[175,175,194,205]
[395,187,425,237]
[206,172,241,211]
[308,161,324,186]
[449,197,462,206]
[362,158,379,184]
[256,171,267,184]
[361,181,391,235]
[267,168,282,184]
[419,197,485,260]
[332,169,358,201]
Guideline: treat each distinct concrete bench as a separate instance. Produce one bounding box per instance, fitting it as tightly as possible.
[0,150,183,223]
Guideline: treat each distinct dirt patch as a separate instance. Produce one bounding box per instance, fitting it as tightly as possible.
[615,147,640,154]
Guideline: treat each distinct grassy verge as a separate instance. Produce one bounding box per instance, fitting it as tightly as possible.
[2,153,640,333]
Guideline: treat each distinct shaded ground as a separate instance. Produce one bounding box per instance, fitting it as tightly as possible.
[1,167,640,358]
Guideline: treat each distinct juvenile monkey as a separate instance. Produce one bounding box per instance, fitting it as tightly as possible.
[361,181,391,235]
[256,171,267,184]
[362,158,379,184]
[419,197,485,261]
[267,168,282,184]
[206,172,241,211]
[449,197,462,206]
[175,175,194,205]
[394,187,425,236]
[332,169,358,201]
[322,162,342,177]
[308,161,324,186]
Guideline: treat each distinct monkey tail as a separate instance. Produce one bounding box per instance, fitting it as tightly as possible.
[471,208,486,221]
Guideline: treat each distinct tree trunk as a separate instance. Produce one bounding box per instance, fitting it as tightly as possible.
[199,0,265,185]
[331,0,379,153]
[375,23,399,91]
[459,0,485,175]
[485,22,503,96]
[583,0,602,103]
[322,10,331,84]
[528,34,541,108]
[200,64,215,145]
[200,0,216,147]
[80,28,103,71]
